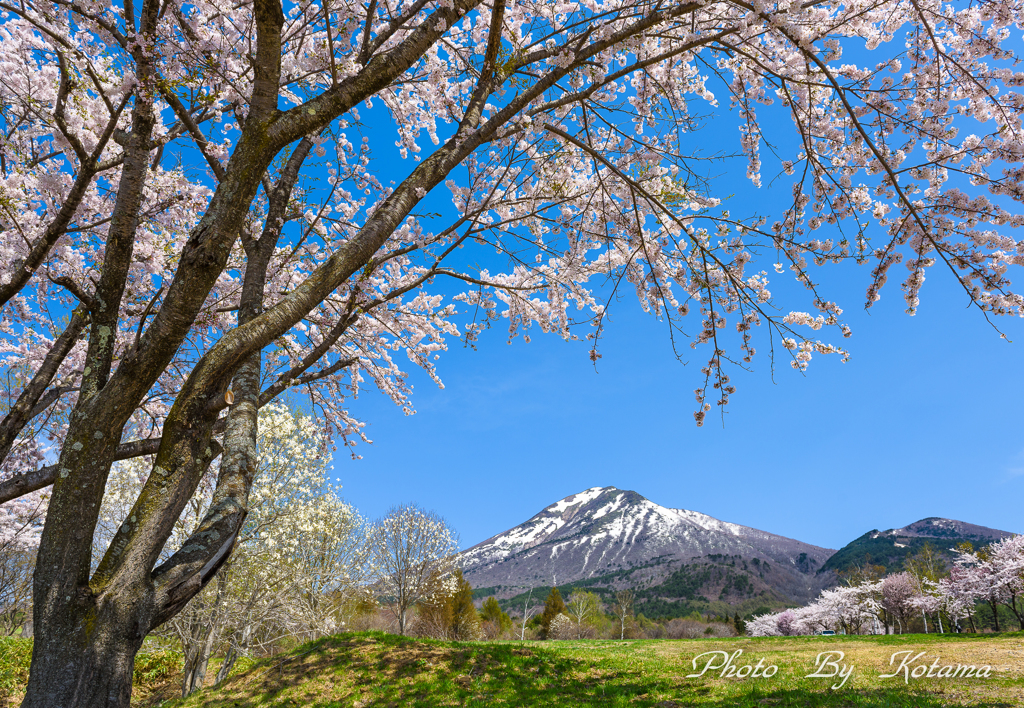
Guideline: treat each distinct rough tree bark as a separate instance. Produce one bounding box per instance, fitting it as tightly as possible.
[2,0,1008,702]
[18,0,494,703]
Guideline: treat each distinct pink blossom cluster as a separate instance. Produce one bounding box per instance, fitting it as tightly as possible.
[0,0,1020,642]
[749,535,1024,635]
[0,0,1019,460]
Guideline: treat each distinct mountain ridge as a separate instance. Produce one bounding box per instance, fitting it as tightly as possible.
[461,487,1018,617]
[819,516,1015,576]
[461,486,836,608]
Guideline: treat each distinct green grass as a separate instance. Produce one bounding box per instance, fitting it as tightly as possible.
[153,631,1024,708]
[0,638,182,707]
[0,637,32,696]
[1,632,1021,707]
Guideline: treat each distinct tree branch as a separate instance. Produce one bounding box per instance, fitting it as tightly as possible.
[0,308,88,468]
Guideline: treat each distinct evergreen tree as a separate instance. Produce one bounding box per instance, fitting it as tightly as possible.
[449,569,479,640]
[418,569,479,639]
[539,587,567,639]
[733,612,746,636]
[480,596,503,623]
[480,596,513,636]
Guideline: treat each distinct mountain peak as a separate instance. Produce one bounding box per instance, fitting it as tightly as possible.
[889,517,1014,540]
[822,516,1016,575]
[461,487,834,603]
[544,486,618,513]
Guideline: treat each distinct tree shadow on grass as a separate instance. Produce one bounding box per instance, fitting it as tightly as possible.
[671,688,1018,708]
[166,633,1021,708]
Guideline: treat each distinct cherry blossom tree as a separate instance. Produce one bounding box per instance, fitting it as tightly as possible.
[909,583,942,633]
[816,583,878,635]
[953,535,1024,631]
[748,580,885,636]
[745,610,783,637]
[984,534,1024,630]
[748,606,824,636]
[748,607,799,636]
[0,490,46,634]
[0,0,1020,702]
[749,550,1021,638]
[937,564,982,632]
[881,571,916,634]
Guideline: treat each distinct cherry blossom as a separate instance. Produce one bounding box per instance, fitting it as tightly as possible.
[0,0,1019,702]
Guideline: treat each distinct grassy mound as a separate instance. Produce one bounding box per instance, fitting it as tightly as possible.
[158,631,1024,708]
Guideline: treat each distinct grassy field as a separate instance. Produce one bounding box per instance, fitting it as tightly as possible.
[153,631,1024,707]
[2,631,1022,707]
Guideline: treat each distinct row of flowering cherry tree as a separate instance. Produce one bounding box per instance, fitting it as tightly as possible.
[0,0,1023,703]
[747,535,1024,636]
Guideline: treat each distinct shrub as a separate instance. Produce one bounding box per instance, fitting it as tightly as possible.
[0,638,182,700]
[548,614,575,640]
[0,637,31,693]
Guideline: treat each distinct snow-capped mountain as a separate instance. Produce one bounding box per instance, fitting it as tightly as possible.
[461,487,835,605]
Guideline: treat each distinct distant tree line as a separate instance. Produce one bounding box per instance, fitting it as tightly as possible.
[749,539,1024,636]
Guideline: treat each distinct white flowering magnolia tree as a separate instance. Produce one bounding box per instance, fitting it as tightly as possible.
[0,490,46,634]
[547,612,576,640]
[96,401,366,697]
[365,504,459,635]
[0,0,1021,702]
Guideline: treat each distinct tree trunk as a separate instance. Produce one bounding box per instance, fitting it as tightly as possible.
[181,569,229,697]
[216,645,239,685]
[988,599,1000,632]
[1003,595,1024,631]
[182,624,219,697]
[216,622,252,685]
[20,594,148,708]
[181,639,212,697]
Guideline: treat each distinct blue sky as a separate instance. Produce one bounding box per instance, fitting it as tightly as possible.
[333,264,1023,551]
[328,40,1024,554]
[332,155,1024,552]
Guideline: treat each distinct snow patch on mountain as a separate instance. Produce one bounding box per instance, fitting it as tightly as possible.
[461,486,835,596]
